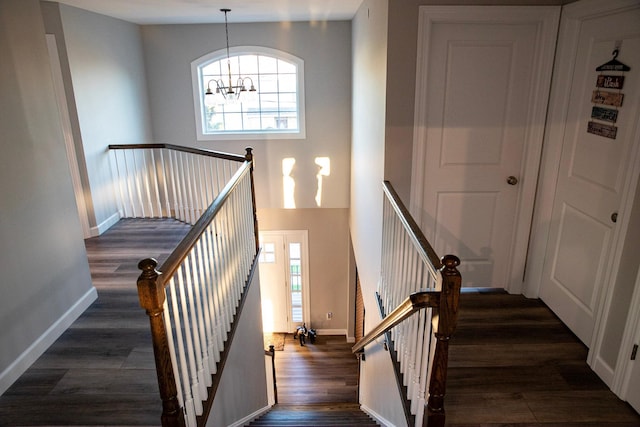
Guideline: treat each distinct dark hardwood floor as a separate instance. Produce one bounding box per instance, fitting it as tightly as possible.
[0,219,190,426]
[446,291,640,426]
[0,218,638,426]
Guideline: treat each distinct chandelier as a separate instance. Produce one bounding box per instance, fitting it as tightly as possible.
[204,8,256,105]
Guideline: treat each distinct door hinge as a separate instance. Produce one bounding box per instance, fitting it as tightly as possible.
[631,344,638,361]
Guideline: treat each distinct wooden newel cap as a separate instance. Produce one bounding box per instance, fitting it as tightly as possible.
[245,147,253,161]
[138,258,159,279]
[441,254,460,270]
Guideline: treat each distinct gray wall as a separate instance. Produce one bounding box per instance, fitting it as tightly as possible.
[56,4,153,233]
[207,271,268,426]
[0,0,95,394]
[350,1,407,425]
[141,20,351,211]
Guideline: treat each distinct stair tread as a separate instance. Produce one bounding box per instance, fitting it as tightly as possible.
[248,404,379,426]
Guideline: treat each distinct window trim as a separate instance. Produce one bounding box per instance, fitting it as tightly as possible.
[191,45,306,141]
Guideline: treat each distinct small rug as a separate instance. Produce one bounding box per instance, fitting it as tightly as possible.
[264,333,286,351]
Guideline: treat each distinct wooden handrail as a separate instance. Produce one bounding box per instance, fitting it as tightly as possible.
[351,291,441,354]
[125,143,259,427]
[108,143,246,163]
[383,181,442,270]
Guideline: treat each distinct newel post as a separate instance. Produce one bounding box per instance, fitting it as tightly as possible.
[137,258,185,427]
[424,254,461,427]
[245,147,259,254]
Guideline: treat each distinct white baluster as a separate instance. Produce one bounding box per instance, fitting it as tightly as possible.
[176,263,204,415]
[168,276,197,427]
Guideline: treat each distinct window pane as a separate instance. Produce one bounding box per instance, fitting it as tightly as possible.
[278,59,296,73]
[258,74,278,93]
[289,243,300,258]
[239,54,259,74]
[259,55,278,73]
[278,74,297,93]
[197,50,303,136]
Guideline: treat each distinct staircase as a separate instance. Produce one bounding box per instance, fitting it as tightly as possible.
[248,403,379,426]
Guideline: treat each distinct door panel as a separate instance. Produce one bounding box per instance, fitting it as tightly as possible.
[539,8,640,345]
[416,8,558,288]
[259,234,288,333]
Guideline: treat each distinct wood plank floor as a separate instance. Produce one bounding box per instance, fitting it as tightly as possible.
[0,219,190,426]
[446,291,640,426]
[1,219,638,426]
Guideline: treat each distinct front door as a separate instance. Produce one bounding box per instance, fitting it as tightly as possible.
[259,230,309,333]
[538,6,640,345]
[413,6,559,289]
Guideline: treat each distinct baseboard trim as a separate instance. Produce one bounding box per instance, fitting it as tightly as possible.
[347,335,356,343]
[361,403,397,427]
[227,404,272,427]
[89,211,120,237]
[316,328,348,336]
[0,286,98,395]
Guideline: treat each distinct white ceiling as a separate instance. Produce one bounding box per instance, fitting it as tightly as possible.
[53,0,365,24]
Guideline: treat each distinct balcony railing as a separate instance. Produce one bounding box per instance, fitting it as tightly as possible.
[109,144,259,427]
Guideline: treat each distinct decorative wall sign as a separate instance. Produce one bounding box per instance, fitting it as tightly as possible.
[592,90,624,107]
[596,75,625,89]
[596,49,631,72]
[591,106,619,123]
[587,121,618,139]
[588,46,630,140]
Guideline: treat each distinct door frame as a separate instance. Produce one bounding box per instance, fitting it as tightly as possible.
[524,0,640,386]
[410,5,560,293]
[616,267,640,403]
[259,230,311,332]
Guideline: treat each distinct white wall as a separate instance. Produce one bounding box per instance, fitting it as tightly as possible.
[207,271,268,426]
[57,4,153,234]
[351,1,407,426]
[0,0,96,394]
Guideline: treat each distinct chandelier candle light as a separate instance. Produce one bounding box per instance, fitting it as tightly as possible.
[204,8,257,106]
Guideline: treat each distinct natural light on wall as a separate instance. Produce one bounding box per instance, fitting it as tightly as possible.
[314,157,330,207]
[282,158,296,209]
[282,157,331,209]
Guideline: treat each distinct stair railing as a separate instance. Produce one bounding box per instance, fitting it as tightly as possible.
[109,144,259,427]
[352,181,461,427]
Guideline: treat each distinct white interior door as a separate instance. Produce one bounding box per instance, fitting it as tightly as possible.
[413,7,558,289]
[538,8,640,345]
[259,230,309,333]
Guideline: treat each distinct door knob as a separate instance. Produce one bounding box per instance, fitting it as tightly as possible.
[507,176,518,185]
[611,212,618,223]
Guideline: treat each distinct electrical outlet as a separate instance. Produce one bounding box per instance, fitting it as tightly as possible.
[327,312,332,320]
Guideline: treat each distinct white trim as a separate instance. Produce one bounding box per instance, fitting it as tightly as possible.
[191,46,306,141]
[616,267,640,398]
[410,5,560,293]
[226,405,272,427]
[316,329,348,336]
[259,230,310,332]
[347,335,356,343]
[360,404,398,427]
[89,211,121,237]
[592,354,616,387]
[0,287,97,395]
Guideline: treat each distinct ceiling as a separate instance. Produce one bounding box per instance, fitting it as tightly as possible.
[53,0,365,25]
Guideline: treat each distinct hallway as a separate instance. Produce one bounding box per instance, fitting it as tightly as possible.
[1,219,639,426]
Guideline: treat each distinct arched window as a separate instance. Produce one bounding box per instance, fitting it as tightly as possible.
[192,46,305,140]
